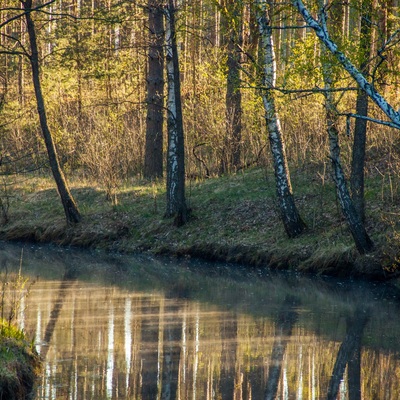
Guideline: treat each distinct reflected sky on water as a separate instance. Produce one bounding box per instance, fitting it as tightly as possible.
[0,241,400,399]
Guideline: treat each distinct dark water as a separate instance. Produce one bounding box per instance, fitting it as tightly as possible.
[1,241,400,399]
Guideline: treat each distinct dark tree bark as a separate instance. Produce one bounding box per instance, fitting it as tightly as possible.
[23,0,81,224]
[257,2,306,238]
[351,1,373,223]
[144,0,165,179]
[165,0,188,226]
[222,0,243,173]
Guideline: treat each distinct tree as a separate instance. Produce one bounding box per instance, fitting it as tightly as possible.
[22,0,81,224]
[350,0,373,223]
[293,0,400,128]
[221,0,243,173]
[318,0,374,254]
[165,0,188,226]
[144,0,165,179]
[257,0,306,238]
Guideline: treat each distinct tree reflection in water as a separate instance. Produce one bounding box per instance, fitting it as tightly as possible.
[264,295,299,400]
[327,306,370,400]
[0,243,398,399]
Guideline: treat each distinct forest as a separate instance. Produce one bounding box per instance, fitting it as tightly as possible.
[0,0,399,277]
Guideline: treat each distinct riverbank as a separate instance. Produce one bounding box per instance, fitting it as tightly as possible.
[0,322,41,399]
[0,168,399,280]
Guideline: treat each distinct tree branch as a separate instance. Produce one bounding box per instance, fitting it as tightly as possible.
[293,0,400,129]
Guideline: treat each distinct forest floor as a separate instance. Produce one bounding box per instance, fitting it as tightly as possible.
[0,167,399,280]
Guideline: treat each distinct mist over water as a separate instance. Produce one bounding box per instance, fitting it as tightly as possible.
[1,241,399,399]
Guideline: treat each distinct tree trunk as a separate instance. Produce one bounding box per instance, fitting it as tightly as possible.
[144,0,165,179]
[319,7,374,255]
[351,1,373,223]
[325,109,373,254]
[224,0,243,172]
[23,0,81,224]
[257,2,306,238]
[294,0,400,128]
[165,0,188,226]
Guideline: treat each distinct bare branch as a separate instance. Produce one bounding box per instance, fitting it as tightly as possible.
[341,113,400,130]
[0,0,57,30]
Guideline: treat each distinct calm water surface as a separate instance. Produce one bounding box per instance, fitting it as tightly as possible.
[1,241,400,399]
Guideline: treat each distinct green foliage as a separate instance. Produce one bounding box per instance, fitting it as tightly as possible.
[0,319,25,342]
[283,34,323,89]
[0,254,33,330]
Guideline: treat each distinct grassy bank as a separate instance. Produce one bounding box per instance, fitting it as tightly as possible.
[0,321,41,399]
[0,167,399,280]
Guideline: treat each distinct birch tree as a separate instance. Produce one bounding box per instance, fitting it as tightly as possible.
[165,0,188,226]
[293,0,400,129]
[320,33,374,254]
[257,0,306,238]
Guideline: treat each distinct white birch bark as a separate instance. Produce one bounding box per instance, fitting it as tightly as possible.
[165,4,178,215]
[257,0,305,238]
[293,0,400,129]
[165,0,187,225]
[319,1,374,254]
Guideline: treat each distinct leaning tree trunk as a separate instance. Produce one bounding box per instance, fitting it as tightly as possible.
[257,2,306,238]
[294,0,400,128]
[23,0,81,224]
[319,6,374,254]
[165,0,188,226]
[144,0,165,179]
[350,0,373,224]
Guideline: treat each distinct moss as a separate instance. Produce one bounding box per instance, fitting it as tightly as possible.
[0,323,41,400]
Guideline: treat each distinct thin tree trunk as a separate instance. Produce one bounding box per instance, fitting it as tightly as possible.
[319,6,374,254]
[257,2,306,238]
[224,0,243,172]
[23,0,81,224]
[165,0,188,226]
[351,1,373,223]
[144,0,164,179]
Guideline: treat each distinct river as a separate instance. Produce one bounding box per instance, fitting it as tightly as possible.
[0,241,399,399]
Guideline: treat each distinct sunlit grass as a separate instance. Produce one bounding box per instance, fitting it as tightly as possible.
[0,166,399,276]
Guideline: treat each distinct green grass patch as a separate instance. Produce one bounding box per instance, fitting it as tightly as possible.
[0,167,399,278]
[0,320,41,400]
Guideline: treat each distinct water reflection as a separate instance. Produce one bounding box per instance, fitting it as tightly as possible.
[0,242,399,399]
